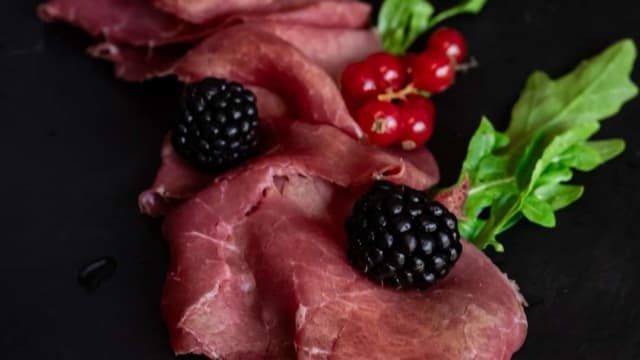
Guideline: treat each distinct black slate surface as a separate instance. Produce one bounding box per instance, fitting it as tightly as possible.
[1,0,639,359]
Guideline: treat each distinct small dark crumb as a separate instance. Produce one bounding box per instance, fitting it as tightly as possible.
[47,129,58,137]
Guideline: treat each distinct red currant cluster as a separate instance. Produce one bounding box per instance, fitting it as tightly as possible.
[341,27,468,149]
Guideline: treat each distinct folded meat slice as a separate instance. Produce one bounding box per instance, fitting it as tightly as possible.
[161,123,526,359]
[39,0,378,80]
[89,22,380,81]
[38,0,371,45]
[140,117,437,216]
[174,26,371,136]
[153,0,371,25]
[38,0,213,46]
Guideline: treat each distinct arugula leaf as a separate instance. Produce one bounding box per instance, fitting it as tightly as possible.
[452,39,638,251]
[430,0,488,28]
[378,0,488,55]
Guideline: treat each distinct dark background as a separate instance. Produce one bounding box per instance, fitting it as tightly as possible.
[1,0,639,359]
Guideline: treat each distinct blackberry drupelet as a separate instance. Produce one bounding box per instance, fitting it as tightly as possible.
[345,181,462,289]
[172,77,259,172]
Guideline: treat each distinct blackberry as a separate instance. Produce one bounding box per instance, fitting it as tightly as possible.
[345,181,462,289]
[172,77,259,172]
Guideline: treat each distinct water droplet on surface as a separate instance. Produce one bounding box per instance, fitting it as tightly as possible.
[78,256,117,292]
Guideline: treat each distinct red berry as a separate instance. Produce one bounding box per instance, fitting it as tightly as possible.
[412,50,455,93]
[398,95,435,149]
[365,52,406,92]
[400,53,418,77]
[405,95,435,119]
[341,61,379,98]
[428,27,467,64]
[357,100,402,146]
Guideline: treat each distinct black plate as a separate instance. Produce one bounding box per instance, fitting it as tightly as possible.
[1,0,639,358]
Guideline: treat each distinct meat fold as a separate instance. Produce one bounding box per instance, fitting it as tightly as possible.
[38,0,214,46]
[154,0,373,26]
[38,0,380,81]
[160,122,526,359]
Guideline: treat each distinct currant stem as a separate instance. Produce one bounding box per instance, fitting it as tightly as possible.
[377,84,420,102]
[455,56,479,73]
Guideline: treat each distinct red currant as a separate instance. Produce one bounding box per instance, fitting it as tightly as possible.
[400,53,418,77]
[398,95,435,150]
[412,49,455,93]
[357,100,402,146]
[341,61,379,98]
[365,52,406,92]
[427,27,467,64]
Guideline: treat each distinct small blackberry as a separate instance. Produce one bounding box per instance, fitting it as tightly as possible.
[345,181,462,289]
[172,77,259,172]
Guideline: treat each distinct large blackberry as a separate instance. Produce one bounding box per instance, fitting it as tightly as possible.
[172,77,259,172]
[345,181,462,289]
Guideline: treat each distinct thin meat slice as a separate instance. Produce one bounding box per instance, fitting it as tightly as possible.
[161,123,439,359]
[38,0,213,46]
[240,22,381,77]
[39,0,379,82]
[140,123,438,216]
[252,0,371,28]
[87,42,188,81]
[38,0,372,47]
[153,0,370,25]
[174,26,363,136]
[88,23,380,81]
[160,123,526,359]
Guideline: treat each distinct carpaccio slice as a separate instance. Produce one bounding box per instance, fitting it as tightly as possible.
[38,0,214,46]
[153,0,371,25]
[38,0,379,81]
[89,23,380,81]
[160,122,527,359]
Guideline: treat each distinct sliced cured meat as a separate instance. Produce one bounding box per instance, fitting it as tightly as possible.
[160,123,526,359]
[88,42,187,81]
[140,123,438,216]
[40,0,380,82]
[174,26,364,136]
[238,22,381,77]
[38,0,372,47]
[252,0,371,28]
[153,0,371,26]
[38,0,213,46]
[88,23,380,81]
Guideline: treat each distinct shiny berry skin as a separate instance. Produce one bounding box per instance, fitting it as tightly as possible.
[400,54,418,77]
[345,181,462,289]
[412,50,455,93]
[398,95,435,149]
[341,61,379,99]
[427,27,467,64]
[357,100,402,146]
[366,52,406,91]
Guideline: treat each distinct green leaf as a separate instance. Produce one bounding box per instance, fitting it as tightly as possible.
[586,139,627,163]
[559,138,626,171]
[507,40,638,143]
[378,0,434,54]
[461,117,509,176]
[534,184,584,210]
[430,0,489,27]
[377,0,488,54]
[522,195,556,227]
[441,39,638,250]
